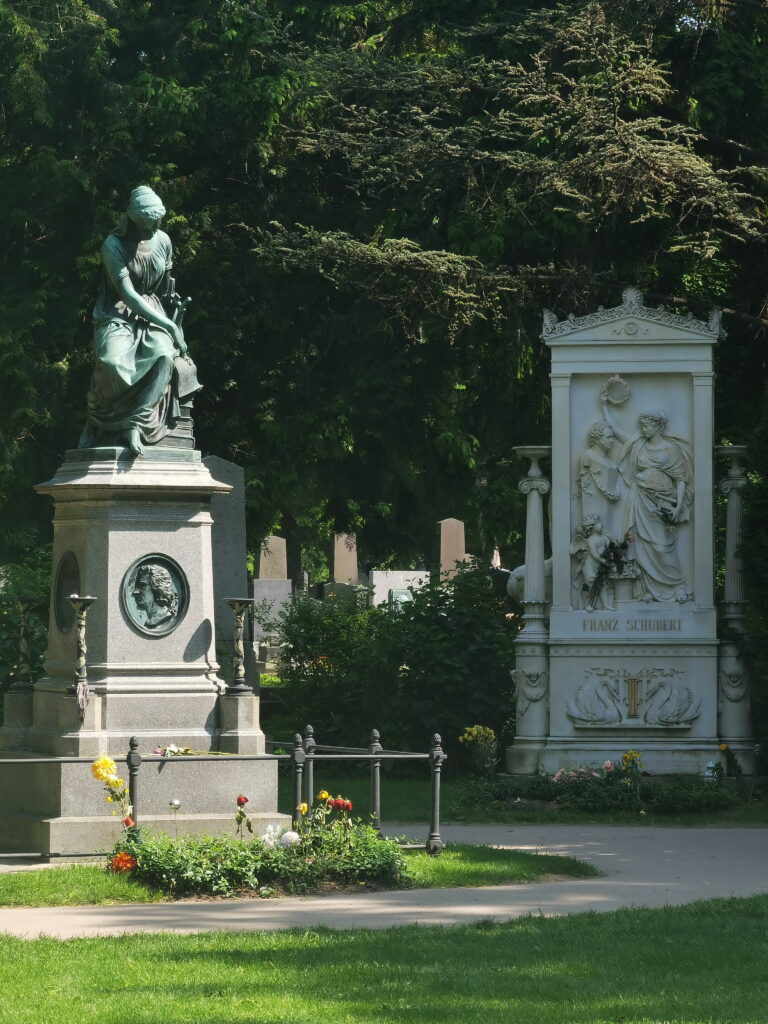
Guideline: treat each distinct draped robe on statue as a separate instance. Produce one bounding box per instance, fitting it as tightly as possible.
[618,434,693,602]
[80,230,179,447]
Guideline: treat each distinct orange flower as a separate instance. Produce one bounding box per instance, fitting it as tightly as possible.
[109,851,137,873]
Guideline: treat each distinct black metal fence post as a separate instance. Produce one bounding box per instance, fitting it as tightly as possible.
[291,733,306,829]
[127,736,142,829]
[369,728,383,836]
[426,732,445,855]
[303,724,316,807]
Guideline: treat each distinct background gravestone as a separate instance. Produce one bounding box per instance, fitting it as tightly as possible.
[332,532,359,584]
[251,535,292,674]
[369,570,428,606]
[437,518,466,579]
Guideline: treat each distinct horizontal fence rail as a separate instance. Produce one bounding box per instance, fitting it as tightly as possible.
[0,728,446,858]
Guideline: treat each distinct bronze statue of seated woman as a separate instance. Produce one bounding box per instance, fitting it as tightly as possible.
[79,186,201,455]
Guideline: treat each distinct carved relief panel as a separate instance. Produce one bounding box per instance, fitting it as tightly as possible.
[566,667,701,729]
[570,372,694,609]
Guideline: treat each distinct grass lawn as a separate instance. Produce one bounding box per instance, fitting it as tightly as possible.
[280,771,768,827]
[1,895,766,1023]
[0,844,597,907]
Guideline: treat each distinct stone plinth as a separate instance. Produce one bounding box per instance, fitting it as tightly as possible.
[0,753,282,855]
[14,447,229,757]
[0,446,282,854]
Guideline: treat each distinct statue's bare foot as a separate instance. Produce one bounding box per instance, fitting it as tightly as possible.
[125,428,144,456]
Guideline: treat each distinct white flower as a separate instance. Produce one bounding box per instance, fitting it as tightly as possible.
[262,824,280,849]
[279,830,301,848]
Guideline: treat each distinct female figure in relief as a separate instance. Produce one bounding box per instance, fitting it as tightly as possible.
[79,186,197,455]
[603,404,693,602]
[577,421,621,529]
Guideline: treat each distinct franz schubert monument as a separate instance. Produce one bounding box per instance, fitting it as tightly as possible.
[507,287,754,776]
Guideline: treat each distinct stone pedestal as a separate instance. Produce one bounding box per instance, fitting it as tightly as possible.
[17,447,229,756]
[0,753,282,856]
[0,446,284,854]
[217,694,265,754]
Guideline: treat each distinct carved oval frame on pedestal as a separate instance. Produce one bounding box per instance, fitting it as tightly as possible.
[120,554,189,638]
[53,551,81,632]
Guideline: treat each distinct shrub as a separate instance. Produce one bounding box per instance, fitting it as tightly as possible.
[0,546,50,715]
[640,780,738,813]
[263,566,517,751]
[453,771,739,815]
[113,821,409,897]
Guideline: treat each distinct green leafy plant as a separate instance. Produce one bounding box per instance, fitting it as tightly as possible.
[112,804,409,897]
[0,547,50,717]
[458,725,498,777]
[266,566,516,751]
[454,762,739,816]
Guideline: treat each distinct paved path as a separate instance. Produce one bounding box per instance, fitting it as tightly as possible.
[0,824,766,939]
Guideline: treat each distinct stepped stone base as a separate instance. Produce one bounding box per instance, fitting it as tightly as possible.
[0,753,288,856]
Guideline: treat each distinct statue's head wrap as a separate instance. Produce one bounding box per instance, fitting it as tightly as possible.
[114,186,166,235]
[127,186,166,220]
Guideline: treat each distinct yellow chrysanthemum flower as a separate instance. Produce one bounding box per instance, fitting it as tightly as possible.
[317,790,329,801]
[106,777,125,790]
[91,755,118,781]
[298,802,308,816]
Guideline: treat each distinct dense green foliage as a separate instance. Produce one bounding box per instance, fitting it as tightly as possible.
[0,546,50,715]
[455,772,740,815]
[1,0,766,567]
[266,566,517,749]
[115,823,408,896]
[3,1,768,736]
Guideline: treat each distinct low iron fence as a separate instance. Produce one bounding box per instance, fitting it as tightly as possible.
[0,728,446,857]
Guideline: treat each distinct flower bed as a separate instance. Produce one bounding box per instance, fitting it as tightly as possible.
[455,748,740,816]
[109,791,409,897]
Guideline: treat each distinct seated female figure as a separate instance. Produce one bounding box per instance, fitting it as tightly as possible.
[79,186,192,455]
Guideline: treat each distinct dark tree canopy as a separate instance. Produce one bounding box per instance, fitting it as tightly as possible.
[0,0,766,577]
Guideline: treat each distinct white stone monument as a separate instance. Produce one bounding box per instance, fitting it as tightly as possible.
[506,287,754,775]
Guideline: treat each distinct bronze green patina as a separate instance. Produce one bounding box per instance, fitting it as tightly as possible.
[120,554,189,638]
[79,186,201,456]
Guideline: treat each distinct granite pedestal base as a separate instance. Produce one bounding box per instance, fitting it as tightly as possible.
[0,445,277,855]
[0,754,286,856]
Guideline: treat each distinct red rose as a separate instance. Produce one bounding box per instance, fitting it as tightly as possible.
[122,816,135,828]
[344,800,353,811]
[333,798,344,810]
[236,794,249,806]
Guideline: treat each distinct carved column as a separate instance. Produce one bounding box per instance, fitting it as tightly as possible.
[507,446,551,774]
[715,446,754,772]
